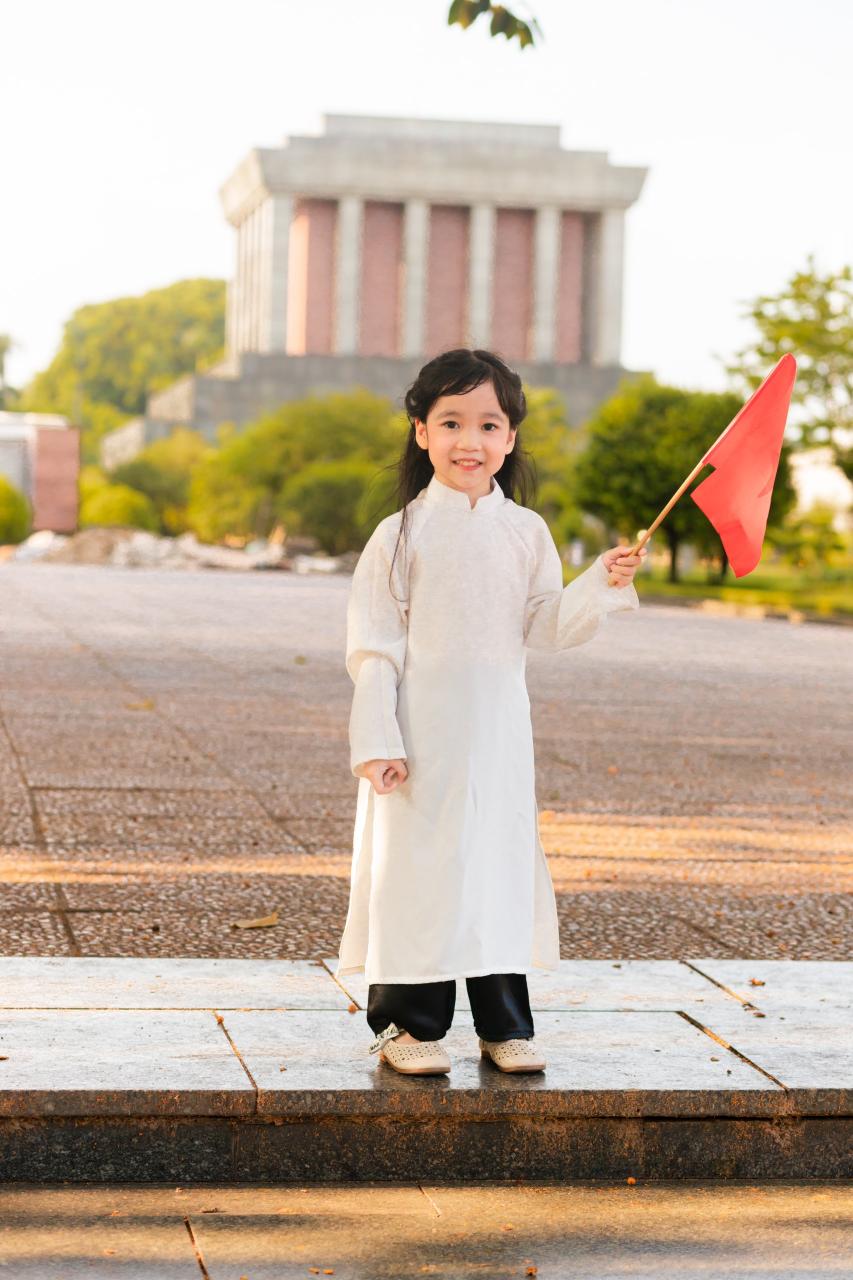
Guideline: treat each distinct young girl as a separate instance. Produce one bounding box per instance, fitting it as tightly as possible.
[335,349,645,1076]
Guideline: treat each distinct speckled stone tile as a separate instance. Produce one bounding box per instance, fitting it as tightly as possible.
[0,957,351,1010]
[0,1009,254,1116]
[33,787,269,819]
[66,889,349,959]
[0,881,59,909]
[39,813,305,853]
[0,911,71,955]
[696,1008,853,1114]
[0,1185,201,1277]
[690,959,853,1012]
[219,1008,782,1117]
[324,956,748,1015]
[177,1183,853,1280]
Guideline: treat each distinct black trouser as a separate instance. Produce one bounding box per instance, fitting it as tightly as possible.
[367,972,534,1042]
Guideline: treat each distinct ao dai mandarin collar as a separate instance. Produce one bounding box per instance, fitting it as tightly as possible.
[422,472,506,514]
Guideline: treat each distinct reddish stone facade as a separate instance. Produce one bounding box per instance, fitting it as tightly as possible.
[425,205,469,355]
[287,199,337,355]
[359,202,404,357]
[491,208,535,362]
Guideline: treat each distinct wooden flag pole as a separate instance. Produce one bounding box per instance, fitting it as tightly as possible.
[606,456,710,586]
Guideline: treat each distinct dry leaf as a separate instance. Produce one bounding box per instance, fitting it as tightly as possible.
[749,978,766,986]
[232,909,279,930]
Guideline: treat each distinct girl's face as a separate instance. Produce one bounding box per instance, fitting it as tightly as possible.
[414,380,516,499]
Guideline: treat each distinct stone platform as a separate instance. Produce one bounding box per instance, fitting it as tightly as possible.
[1,957,850,1183]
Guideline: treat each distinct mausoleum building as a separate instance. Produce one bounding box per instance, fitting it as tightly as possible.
[101,115,647,468]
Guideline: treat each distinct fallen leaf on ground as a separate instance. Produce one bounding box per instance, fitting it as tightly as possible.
[232,909,279,929]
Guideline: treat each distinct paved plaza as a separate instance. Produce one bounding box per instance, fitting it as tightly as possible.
[1,562,850,963]
[2,1180,851,1278]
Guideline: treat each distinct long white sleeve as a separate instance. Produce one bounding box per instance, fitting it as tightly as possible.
[345,516,409,776]
[523,517,639,652]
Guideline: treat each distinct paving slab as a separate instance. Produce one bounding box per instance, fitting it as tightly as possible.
[690,959,853,1012]
[696,1010,853,1114]
[0,1010,254,1116]
[6,1182,851,1280]
[0,957,351,1009]
[323,955,751,1013]
[0,1186,200,1278]
[219,1008,783,1117]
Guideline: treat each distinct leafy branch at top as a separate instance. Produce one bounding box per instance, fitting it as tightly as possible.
[447,1,542,48]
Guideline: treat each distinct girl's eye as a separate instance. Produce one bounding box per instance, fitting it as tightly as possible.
[442,421,500,431]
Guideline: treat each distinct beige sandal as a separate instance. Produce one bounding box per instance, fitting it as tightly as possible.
[368,1022,451,1075]
[479,1036,546,1072]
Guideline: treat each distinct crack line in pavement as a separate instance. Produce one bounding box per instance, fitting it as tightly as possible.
[212,1009,260,1103]
[676,1010,789,1091]
[418,1184,444,1216]
[680,960,762,1009]
[183,1215,211,1278]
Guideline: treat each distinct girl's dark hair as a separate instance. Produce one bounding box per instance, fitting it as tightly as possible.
[384,347,538,600]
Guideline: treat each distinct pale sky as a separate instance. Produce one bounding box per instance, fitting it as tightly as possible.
[2,0,850,400]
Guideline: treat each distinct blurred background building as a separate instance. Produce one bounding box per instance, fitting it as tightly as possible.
[0,412,80,532]
[101,114,647,467]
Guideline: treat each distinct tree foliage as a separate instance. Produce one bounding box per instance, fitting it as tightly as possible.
[186,389,407,547]
[574,375,797,582]
[0,475,31,543]
[109,427,211,535]
[20,279,225,464]
[725,255,853,480]
[79,483,159,532]
[448,1,541,47]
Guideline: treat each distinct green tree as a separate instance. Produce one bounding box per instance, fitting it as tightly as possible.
[79,484,159,531]
[769,502,846,572]
[514,386,591,544]
[187,389,405,546]
[726,256,853,480]
[20,279,225,464]
[448,1,541,47]
[110,427,211,534]
[574,376,796,583]
[280,458,385,556]
[0,475,31,543]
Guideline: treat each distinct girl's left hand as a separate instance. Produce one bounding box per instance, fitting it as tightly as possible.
[602,544,647,587]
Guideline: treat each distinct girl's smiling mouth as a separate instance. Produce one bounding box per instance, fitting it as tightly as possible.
[453,460,482,469]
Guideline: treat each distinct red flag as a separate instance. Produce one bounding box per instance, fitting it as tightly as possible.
[689,353,797,577]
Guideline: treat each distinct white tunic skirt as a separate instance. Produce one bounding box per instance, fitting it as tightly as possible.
[335,472,640,986]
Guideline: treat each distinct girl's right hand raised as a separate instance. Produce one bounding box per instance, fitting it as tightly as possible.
[355,758,409,794]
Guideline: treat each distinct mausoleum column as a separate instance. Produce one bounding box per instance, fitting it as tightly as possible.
[258,194,293,352]
[402,198,428,357]
[590,207,625,366]
[468,203,495,347]
[335,195,364,354]
[532,205,560,362]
